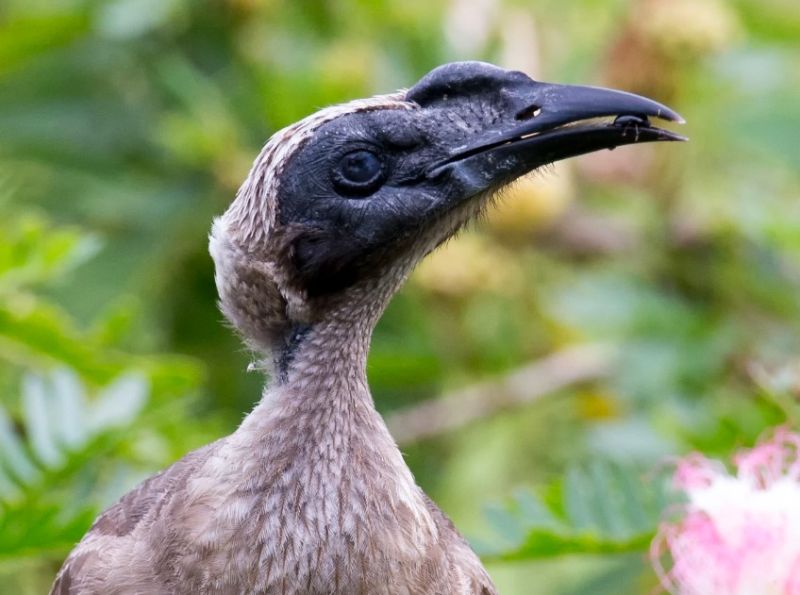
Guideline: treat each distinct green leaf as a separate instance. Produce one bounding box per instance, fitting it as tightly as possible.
[0,499,97,560]
[0,294,202,392]
[0,369,150,499]
[21,375,64,469]
[483,503,527,546]
[479,462,671,561]
[0,215,101,293]
[496,527,652,561]
[512,488,559,529]
[88,373,148,432]
[50,369,87,451]
[0,407,39,487]
[0,369,156,561]
[0,295,120,383]
[563,466,598,532]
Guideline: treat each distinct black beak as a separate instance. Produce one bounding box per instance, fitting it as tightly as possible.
[427,79,686,194]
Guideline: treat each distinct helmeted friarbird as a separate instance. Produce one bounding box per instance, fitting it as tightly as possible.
[52,61,684,595]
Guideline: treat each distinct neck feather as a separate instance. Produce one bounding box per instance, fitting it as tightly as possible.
[209,253,440,564]
[250,270,422,477]
[237,289,435,532]
[252,275,401,458]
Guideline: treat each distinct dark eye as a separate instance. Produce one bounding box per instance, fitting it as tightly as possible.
[332,149,386,196]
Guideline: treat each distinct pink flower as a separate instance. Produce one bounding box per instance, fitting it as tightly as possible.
[652,428,800,595]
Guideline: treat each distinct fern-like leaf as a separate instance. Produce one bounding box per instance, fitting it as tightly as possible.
[0,369,149,560]
[478,461,672,561]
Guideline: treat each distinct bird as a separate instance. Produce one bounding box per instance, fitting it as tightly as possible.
[51,61,684,595]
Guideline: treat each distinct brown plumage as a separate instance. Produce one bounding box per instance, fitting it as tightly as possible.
[52,61,683,594]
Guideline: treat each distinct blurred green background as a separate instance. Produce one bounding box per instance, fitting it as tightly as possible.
[0,0,799,593]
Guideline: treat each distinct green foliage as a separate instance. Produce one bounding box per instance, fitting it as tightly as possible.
[0,207,207,589]
[0,369,148,559]
[479,462,670,561]
[0,211,201,397]
[0,215,99,292]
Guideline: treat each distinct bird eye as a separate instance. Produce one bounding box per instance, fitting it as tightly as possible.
[332,149,386,196]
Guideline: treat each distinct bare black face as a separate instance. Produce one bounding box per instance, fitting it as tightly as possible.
[275,62,685,297]
[276,106,454,296]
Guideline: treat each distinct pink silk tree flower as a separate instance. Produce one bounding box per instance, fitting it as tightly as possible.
[652,428,800,595]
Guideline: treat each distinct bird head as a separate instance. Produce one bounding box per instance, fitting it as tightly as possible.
[211,61,684,361]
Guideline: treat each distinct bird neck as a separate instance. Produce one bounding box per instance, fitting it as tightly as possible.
[249,274,418,471]
[272,269,403,387]
[275,315,373,395]
[274,304,376,389]
[222,269,439,558]
[256,278,398,450]
[244,295,428,508]
[222,294,438,571]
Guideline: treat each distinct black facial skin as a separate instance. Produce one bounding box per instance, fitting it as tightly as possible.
[276,62,685,297]
[276,107,455,296]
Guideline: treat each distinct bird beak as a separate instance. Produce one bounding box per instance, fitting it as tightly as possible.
[427,81,686,195]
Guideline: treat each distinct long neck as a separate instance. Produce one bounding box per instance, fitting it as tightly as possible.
[270,267,405,391]
[275,306,374,393]
[235,287,435,526]
[243,277,403,465]
[261,310,381,449]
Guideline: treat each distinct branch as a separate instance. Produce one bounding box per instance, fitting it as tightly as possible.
[386,344,616,446]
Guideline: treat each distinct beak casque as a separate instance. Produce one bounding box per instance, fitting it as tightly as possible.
[416,70,686,196]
